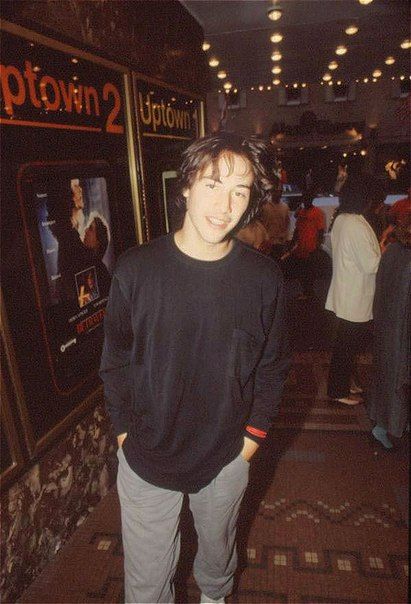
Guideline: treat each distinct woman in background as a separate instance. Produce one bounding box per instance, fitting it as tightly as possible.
[325,174,381,405]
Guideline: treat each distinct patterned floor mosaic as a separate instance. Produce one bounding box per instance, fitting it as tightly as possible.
[19,426,408,604]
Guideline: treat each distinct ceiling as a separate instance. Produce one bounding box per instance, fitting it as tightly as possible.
[181,0,410,91]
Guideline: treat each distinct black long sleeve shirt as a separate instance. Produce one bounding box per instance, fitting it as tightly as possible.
[100,234,290,492]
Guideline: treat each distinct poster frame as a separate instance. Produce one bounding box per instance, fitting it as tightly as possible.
[0,295,25,490]
[161,170,178,233]
[131,72,205,240]
[0,21,142,458]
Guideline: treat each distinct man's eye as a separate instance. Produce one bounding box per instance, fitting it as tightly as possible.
[234,190,246,198]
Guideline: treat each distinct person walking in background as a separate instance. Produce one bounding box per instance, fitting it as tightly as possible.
[100,132,290,604]
[325,174,381,406]
[367,218,411,449]
[281,190,325,299]
[260,187,290,261]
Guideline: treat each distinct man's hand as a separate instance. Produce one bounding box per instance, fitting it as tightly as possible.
[241,436,259,462]
[117,432,128,448]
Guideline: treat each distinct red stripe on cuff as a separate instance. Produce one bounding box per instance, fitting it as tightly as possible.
[246,425,267,439]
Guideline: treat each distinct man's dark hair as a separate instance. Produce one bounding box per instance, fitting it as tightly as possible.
[176,132,277,229]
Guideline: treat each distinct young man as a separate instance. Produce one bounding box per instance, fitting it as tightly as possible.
[100,133,290,604]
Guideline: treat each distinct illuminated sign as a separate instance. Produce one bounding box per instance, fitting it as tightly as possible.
[135,78,199,140]
[0,31,124,133]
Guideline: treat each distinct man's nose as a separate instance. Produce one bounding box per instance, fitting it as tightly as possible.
[215,188,232,214]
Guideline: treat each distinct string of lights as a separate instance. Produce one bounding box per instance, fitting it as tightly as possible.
[216,74,410,95]
[203,18,411,97]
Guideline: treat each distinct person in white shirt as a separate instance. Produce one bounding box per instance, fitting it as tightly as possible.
[325,174,381,405]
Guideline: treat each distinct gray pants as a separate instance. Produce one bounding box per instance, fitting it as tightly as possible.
[117,448,249,603]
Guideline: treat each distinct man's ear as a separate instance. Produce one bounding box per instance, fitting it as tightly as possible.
[182,189,189,199]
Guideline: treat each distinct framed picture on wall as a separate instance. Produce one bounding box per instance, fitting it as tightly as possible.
[17,161,115,395]
[1,25,139,458]
[133,74,205,239]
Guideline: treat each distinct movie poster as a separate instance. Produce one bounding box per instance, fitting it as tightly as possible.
[19,163,115,394]
[1,27,138,449]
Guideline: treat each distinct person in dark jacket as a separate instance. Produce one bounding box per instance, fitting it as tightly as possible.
[100,133,290,604]
[367,218,411,449]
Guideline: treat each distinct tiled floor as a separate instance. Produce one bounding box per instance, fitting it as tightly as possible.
[20,375,409,603]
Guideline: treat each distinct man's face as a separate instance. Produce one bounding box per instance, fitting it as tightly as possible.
[182,153,253,246]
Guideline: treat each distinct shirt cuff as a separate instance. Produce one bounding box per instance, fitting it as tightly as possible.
[244,425,267,444]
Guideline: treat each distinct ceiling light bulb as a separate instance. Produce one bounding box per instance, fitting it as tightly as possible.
[400,75,405,80]
[270,32,283,43]
[360,149,367,156]
[337,80,342,85]
[202,41,210,51]
[293,83,298,88]
[271,51,282,61]
[223,81,232,90]
[363,77,369,83]
[358,0,373,4]
[217,70,227,79]
[302,83,307,88]
[328,61,338,70]
[345,25,359,35]
[372,69,382,78]
[335,45,347,56]
[385,56,395,65]
[271,65,282,74]
[272,78,281,85]
[267,8,282,21]
[328,81,333,86]
[258,85,264,91]
[322,73,332,81]
[208,57,219,67]
[400,39,411,49]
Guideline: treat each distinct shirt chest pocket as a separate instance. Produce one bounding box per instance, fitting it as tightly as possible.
[228,328,264,389]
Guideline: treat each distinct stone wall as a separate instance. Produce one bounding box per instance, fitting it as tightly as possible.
[0,403,116,603]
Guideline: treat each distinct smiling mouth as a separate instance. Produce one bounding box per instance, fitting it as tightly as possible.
[207,216,230,228]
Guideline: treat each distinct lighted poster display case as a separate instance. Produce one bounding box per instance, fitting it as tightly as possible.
[0,22,140,459]
[133,75,205,239]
